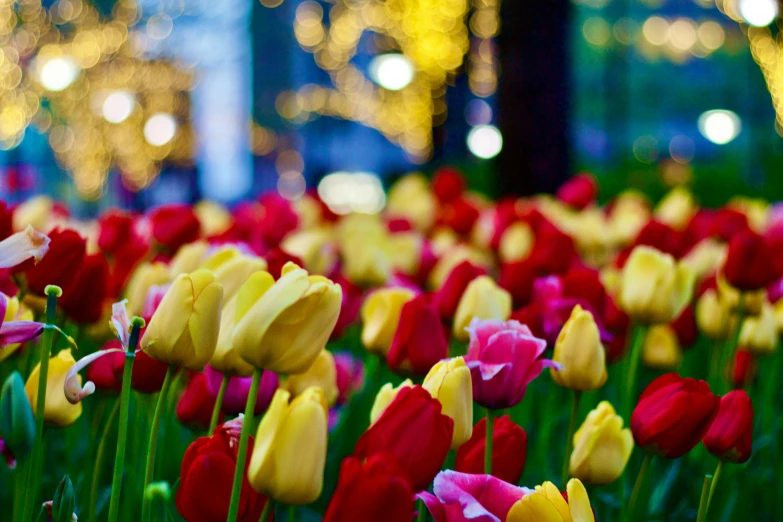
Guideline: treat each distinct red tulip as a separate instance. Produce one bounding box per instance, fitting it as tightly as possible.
[21,228,85,296]
[633,220,687,259]
[258,193,299,247]
[724,230,778,291]
[97,210,136,256]
[439,197,480,236]
[631,373,720,459]
[149,204,201,252]
[730,350,757,390]
[323,453,414,522]
[529,221,576,275]
[59,253,110,324]
[562,265,606,313]
[703,390,753,463]
[177,372,220,430]
[432,167,467,203]
[176,418,269,522]
[107,241,149,299]
[112,349,170,394]
[387,294,449,375]
[354,385,453,492]
[499,260,537,308]
[86,342,122,393]
[0,201,12,241]
[433,261,487,321]
[671,304,698,349]
[556,173,597,210]
[455,415,527,484]
[264,247,304,280]
[708,208,750,242]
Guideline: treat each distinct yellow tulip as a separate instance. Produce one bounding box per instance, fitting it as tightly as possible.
[194,200,233,236]
[551,305,607,391]
[281,229,337,275]
[608,191,650,247]
[210,296,254,377]
[248,387,328,505]
[13,195,53,232]
[141,269,224,370]
[507,479,595,522]
[499,222,534,263]
[570,402,633,485]
[619,246,695,324]
[124,262,171,317]
[168,240,210,278]
[739,302,778,355]
[232,263,342,374]
[286,350,339,407]
[696,289,731,341]
[338,215,393,286]
[389,232,423,276]
[569,208,613,268]
[453,276,512,341]
[642,325,683,370]
[293,194,325,230]
[0,297,33,362]
[360,287,416,357]
[600,266,622,297]
[774,299,783,335]
[369,379,413,424]
[386,173,437,232]
[201,247,267,302]
[422,357,473,448]
[25,349,82,428]
[655,186,697,231]
[681,239,726,283]
[431,227,459,258]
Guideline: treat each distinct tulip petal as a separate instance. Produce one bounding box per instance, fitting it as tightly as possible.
[0,321,44,346]
[506,492,565,522]
[64,349,123,404]
[566,479,595,522]
[418,491,448,522]
[110,300,132,348]
[0,226,50,269]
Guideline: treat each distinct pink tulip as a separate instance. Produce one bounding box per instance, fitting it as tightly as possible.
[418,471,531,522]
[465,318,558,409]
[204,365,278,415]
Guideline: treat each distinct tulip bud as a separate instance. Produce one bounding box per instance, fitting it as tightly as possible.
[286,350,339,407]
[210,296,255,377]
[570,401,633,485]
[739,302,778,355]
[723,231,777,291]
[233,263,342,374]
[551,305,607,391]
[25,349,82,428]
[608,191,651,247]
[387,294,449,375]
[453,276,512,341]
[386,173,438,232]
[142,269,223,370]
[731,350,757,389]
[0,372,35,460]
[423,357,473,448]
[703,390,754,463]
[370,379,413,424]
[696,289,731,341]
[654,186,697,231]
[201,247,267,302]
[642,325,683,370]
[148,204,201,252]
[620,246,695,325]
[361,287,416,357]
[52,475,75,522]
[455,415,527,484]
[248,387,328,505]
[125,262,171,317]
[498,222,534,263]
[168,241,209,278]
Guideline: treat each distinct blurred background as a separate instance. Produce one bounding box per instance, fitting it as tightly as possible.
[0,0,781,214]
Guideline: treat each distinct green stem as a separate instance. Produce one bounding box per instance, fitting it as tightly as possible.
[259,498,274,522]
[228,368,263,522]
[209,374,230,435]
[707,461,723,512]
[562,390,582,487]
[625,452,653,522]
[484,409,495,475]
[141,365,175,522]
[287,504,296,522]
[88,400,121,522]
[13,456,28,522]
[417,498,427,522]
[696,474,714,522]
[22,289,58,522]
[624,323,648,420]
[108,320,143,522]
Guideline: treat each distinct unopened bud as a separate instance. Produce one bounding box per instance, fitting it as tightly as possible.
[0,372,35,460]
[52,475,75,522]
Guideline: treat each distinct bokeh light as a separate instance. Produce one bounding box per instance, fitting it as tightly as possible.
[739,0,778,27]
[467,125,503,159]
[102,91,135,124]
[318,172,386,215]
[368,54,415,91]
[698,110,742,145]
[144,113,178,146]
[39,57,80,92]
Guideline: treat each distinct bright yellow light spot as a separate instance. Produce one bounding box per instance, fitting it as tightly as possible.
[643,16,669,46]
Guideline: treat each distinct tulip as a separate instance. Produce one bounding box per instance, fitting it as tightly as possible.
[148,204,201,252]
[419,471,530,522]
[257,193,300,247]
[0,225,50,269]
[176,372,220,430]
[201,247,267,302]
[211,296,255,377]
[730,350,756,390]
[286,350,339,407]
[169,241,210,277]
[232,263,342,374]
[125,262,171,317]
[323,454,414,522]
[194,200,233,237]
[205,365,278,416]
[422,357,473,448]
[723,230,777,291]
[58,252,110,324]
[25,349,82,428]
[369,379,413,424]
[0,295,35,362]
[696,289,731,341]
[355,385,453,492]
[387,294,449,375]
[455,415,527,484]
[499,259,538,308]
[703,390,753,463]
[631,373,719,459]
[142,269,223,370]
[681,238,726,283]
[608,191,651,247]
[654,186,697,230]
[620,246,695,324]
[439,196,481,236]
[632,219,687,259]
[570,401,633,485]
[453,276,512,341]
[361,287,416,357]
[716,273,765,315]
[432,261,487,321]
[281,229,337,275]
[389,231,423,276]
[248,387,328,505]
[498,221,534,263]
[464,318,556,409]
[506,479,595,522]
[557,173,598,210]
[551,305,607,391]
[85,343,122,393]
[97,210,136,256]
[22,228,85,297]
[739,302,777,355]
[428,243,493,290]
[0,372,35,462]
[176,418,269,522]
[12,195,55,233]
[642,325,683,370]
[386,173,437,232]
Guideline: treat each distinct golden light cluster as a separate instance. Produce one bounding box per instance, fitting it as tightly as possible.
[0,0,194,199]
[467,0,500,98]
[277,0,471,162]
